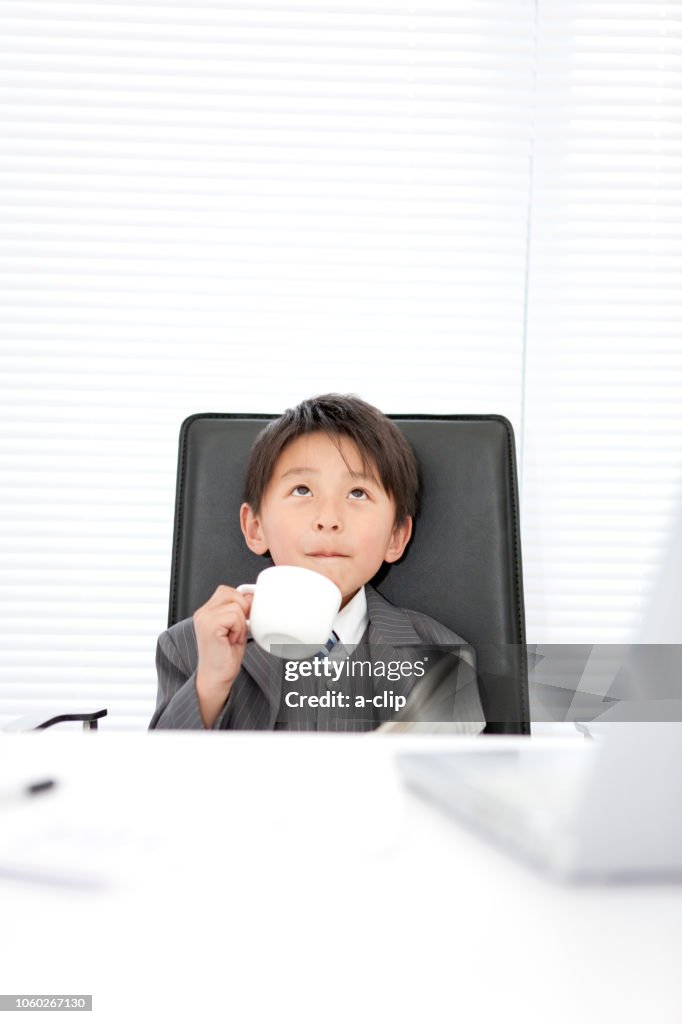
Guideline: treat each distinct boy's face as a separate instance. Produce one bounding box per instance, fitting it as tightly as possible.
[240,432,412,609]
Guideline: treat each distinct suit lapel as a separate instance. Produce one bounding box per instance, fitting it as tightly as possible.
[339,586,426,712]
[230,640,283,729]
[364,584,423,648]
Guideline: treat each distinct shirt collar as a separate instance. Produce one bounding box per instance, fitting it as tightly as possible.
[332,585,369,645]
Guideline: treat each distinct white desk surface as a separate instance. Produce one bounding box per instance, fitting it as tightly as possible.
[0,730,680,1024]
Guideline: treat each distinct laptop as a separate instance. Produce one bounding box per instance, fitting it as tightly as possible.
[397,724,682,881]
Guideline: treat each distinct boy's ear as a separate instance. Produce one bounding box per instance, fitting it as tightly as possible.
[383,516,413,564]
[240,502,269,556]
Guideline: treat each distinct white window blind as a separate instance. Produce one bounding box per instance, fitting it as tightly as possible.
[0,1,536,729]
[523,1,682,643]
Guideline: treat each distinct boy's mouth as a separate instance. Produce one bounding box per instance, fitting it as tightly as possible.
[308,551,349,559]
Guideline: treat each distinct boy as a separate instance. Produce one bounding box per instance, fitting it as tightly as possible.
[149,394,485,732]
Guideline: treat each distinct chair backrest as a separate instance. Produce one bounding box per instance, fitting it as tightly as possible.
[168,413,529,733]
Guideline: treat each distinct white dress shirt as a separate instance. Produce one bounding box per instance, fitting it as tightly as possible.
[330,585,369,646]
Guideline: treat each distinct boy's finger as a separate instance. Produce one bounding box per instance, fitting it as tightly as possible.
[205,603,250,636]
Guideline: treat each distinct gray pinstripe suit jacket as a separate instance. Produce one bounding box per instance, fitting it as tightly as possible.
[149,584,485,732]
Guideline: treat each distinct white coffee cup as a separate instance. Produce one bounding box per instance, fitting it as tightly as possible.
[237,565,342,658]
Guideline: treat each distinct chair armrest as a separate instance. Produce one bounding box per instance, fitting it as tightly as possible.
[3,709,108,732]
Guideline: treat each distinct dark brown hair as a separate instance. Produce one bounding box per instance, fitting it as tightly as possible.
[243,393,420,526]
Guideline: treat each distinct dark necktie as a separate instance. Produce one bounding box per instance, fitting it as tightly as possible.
[316,629,340,659]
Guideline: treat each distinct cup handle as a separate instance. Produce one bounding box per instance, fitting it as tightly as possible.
[236,583,256,636]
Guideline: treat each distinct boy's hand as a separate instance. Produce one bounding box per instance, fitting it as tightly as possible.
[193,586,254,726]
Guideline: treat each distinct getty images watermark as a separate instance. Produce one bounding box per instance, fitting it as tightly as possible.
[283,654,429,711]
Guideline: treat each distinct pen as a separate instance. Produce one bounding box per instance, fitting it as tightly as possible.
[0,778,58,807]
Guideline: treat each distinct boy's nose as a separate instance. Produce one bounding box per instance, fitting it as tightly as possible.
[314,502,343,530]
[314,515,341,530]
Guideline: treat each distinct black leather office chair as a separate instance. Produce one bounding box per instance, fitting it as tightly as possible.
[168,413,529,734]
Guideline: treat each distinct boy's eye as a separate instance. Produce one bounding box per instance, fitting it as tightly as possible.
[290,484,368,499]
